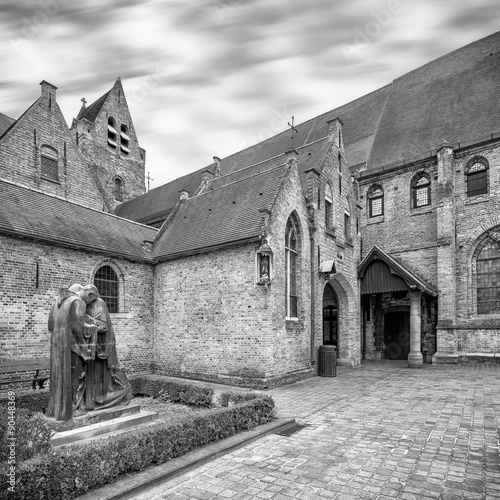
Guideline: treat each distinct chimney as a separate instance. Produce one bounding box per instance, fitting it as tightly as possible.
[179,190,189,201]
[40,80,57,100]
[213,156,221,177]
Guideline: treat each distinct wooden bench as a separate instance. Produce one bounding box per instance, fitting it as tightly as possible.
[0,359,50,390]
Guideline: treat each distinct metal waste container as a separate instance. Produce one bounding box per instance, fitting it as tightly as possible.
[318,345,337,377]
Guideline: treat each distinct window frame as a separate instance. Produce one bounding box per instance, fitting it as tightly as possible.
[465,157,489,198]
[285,215,299,319]
[93,264,120,313]
[114,177,124,202]
[367,185,384,218]
[324,183,333,230]
[40,145,59,182]
[476,235,500,315]
[411,172,431,208]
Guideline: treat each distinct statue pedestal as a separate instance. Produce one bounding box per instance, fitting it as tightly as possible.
[51,405,157,448]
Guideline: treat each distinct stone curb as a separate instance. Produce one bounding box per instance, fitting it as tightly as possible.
[75,418,295,500]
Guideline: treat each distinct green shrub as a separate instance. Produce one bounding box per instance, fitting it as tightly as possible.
[0,396,275,500]
[130,376,213,407]
[218,391,273,407]
[0,390,50,414]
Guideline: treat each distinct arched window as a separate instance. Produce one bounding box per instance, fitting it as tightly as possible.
[94,265,119,313]
[367,184,384,217]
[114,177,123,202]
[120,124,130,155]
[285,215,300,318]
[325,183,333,230]
[40,145,58,181]
[466,157,488,197]
[107,118,117,149]
[411,172,431,208]
[476,232,500,314]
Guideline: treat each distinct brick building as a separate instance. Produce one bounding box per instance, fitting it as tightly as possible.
[1,32,499,387]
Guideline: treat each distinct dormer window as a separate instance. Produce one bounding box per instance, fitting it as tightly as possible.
[108,118,117,149]
[120,125,130,155]
[114,177,123,202]
[40,145,58,181]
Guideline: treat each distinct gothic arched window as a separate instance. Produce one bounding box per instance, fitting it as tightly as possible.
[107,118,117,149]
[367,184,384,217]
[40,145,58,181]
[466,157,488,197]
[411,172,431,208]
[285,214,300,318]
[476,232,500,314]
[94,265,119,313]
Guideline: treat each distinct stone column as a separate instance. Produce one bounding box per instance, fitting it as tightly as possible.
[408,290,423,368]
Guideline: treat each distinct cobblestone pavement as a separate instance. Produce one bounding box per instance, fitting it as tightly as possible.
[134,361,500,499]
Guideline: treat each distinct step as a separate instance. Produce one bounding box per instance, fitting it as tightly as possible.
[71,404,141,428]
[51,410,158,447]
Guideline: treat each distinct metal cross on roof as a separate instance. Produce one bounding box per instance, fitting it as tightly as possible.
[81,97,87,107]
[146,171,154,192]
[287,116,298,147]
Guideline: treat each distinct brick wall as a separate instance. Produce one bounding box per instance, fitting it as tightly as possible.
[153,160,313,388]
[0,84,105,211]
[0,236,154,374]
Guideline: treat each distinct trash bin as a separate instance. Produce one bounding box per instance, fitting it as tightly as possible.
[318,345,337,377]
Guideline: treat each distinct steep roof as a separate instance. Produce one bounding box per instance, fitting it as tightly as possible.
[0,113,15,137]
[119,31,500,225]
[153,161,290,260]
[76,90,110,123]
[0,180,157,262]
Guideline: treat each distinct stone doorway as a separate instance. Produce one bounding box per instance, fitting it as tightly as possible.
[384,311,410,360]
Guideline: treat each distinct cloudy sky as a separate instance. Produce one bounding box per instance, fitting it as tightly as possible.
[1,0,499,188]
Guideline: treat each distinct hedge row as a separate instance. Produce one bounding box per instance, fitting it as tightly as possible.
[0,396,275,500]
[130,376,214,407]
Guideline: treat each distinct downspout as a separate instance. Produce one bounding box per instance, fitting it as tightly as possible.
[310,234,316,366]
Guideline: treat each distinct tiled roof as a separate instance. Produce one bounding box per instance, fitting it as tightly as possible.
[0,113,15,137]
[0,180,158,262]
[76,91,110,123]
[120,31,500,226]
[153,163,289,260]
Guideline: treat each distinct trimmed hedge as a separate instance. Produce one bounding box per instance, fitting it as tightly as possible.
[130,376,214,407]
[0,396,275,500]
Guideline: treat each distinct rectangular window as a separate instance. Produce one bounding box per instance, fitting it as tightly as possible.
[467,170,488,197]
[325,200,332,229]
[344,213,351,240]
[369,197,383,217]
[41,155,58,181]
[414,186,429,207]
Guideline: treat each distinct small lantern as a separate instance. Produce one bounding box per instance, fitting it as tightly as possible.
[257,239,273,286]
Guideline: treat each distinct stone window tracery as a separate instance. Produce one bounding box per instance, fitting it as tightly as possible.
[476,230,500,314]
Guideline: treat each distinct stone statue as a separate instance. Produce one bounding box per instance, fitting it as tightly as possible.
[78,285,132,411]
[47,285,97,421]
[47,283,132,421]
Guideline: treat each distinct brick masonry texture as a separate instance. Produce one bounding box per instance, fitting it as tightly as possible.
[0,236,154,374]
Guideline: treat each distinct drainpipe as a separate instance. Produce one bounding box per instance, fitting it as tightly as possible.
[310,235,316,366]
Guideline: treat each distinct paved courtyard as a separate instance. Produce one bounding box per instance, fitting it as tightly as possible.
[134,361,500,500]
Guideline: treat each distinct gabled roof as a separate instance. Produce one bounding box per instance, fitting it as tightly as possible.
[76,90,111,122]
[0,180,157,262]
[153,162,290,260]
[358,246,437,296]
[0,113,15,137]
[118,31,500,225]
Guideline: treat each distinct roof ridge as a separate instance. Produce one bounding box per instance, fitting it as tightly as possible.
[0,178,158,233]
[195,162,288,198]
